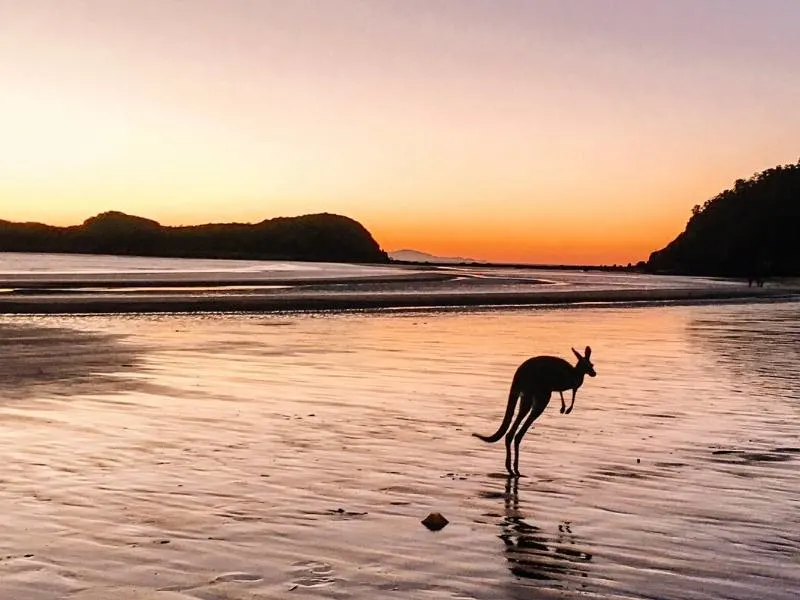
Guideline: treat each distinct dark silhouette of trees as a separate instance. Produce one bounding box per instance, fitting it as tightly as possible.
[647,160,800,277]
[0,211,389,264]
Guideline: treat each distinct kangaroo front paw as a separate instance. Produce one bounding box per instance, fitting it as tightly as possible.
[565,407,573,415]
[560,406,565,414]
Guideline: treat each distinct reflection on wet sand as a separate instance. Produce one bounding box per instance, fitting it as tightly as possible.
[686,302,800,397]
[1,302,799,599]
[0,323,147,402]
[491,477,592,587]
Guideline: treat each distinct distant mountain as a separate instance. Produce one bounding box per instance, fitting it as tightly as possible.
[0,211,389,264]
[647,160,800,277]
[389,249,482,264]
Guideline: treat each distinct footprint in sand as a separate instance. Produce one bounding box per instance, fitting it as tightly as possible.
[69,589,196,600]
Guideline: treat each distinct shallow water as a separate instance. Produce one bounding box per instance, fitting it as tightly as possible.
[0,252,402,278]
[0,250,748,298]
[0,301,798,599]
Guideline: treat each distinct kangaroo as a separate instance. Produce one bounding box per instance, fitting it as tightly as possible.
[473,346,596,477]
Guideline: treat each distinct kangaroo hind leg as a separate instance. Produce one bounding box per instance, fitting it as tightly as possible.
[504,392,533,476]
[512,391,552,477]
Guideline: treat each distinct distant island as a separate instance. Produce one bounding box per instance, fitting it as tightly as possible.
[648,160,799,277]
[389,249,483,264]
[0,211,389,264]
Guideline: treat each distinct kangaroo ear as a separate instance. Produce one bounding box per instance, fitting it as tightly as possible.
[572,347,582,360]
[585,346,592,359]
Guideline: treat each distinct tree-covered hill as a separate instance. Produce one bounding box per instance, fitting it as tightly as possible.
[0,211,389,264]
[647,160,800,277]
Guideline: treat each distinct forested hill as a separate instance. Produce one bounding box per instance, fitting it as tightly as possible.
[647,160,800,277]
[0,211,389,264]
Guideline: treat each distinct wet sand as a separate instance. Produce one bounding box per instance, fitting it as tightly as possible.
[1,302,798,599]
[2,275,799,314]
[2,254,799,314]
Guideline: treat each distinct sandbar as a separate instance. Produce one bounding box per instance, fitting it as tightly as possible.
[0,281,798,314]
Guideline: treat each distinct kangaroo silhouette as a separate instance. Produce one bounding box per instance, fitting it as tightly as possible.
[473,346,596,476]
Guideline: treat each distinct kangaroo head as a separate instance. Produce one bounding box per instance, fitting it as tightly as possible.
[572,346,596,377]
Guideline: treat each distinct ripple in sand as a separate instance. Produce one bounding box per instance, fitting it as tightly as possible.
[711,448,797,464]
[69,589,196,600]
[210,572,263,584]
[324,507,369,519]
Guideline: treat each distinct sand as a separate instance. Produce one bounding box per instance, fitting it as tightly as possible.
[2,257,799,314]
[1,301,799,599]
[2,279,799,314]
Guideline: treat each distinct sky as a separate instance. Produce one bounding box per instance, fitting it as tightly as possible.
[1,0,798,264]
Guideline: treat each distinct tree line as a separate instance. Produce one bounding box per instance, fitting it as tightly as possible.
[647,160,800,277]
[0,211,390,264]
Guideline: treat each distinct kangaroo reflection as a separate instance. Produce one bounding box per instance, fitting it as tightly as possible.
[498,477,592,583]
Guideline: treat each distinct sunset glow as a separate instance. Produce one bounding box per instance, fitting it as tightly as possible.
[1,0,798,264]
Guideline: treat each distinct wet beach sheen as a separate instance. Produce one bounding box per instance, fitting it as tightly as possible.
[0,301,798,599]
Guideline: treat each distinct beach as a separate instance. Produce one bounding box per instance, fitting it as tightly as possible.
[1,287,799,599]
[2,253,800,314]
[5,1,800,597]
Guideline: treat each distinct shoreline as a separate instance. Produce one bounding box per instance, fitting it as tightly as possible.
[1,285,798,314]
[0,270,453,290]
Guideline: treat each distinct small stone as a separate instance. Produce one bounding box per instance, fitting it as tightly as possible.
[421,512,449,531]
[636,458,641,463]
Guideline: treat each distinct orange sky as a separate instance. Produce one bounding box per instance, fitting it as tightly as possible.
[1,1,799,264]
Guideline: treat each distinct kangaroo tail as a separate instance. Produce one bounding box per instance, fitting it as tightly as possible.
[472,384,519,443]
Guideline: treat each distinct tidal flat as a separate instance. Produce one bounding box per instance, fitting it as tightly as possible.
[0,300,798,599]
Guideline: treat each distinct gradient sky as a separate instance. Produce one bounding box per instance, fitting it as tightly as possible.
[1,1,798,264]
